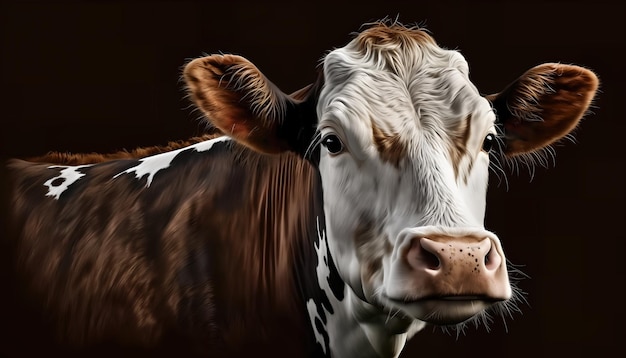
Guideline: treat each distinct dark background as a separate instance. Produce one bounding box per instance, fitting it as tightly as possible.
[1,1,623,357]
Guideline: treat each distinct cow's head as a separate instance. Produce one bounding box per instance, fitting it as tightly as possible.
[183,22,598,327]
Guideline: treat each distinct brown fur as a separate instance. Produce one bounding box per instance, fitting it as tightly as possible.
[354,21,436,54]
[487,63,599,155]
[371,123,407,168]
[448,115,472,181]
[4,142,322,357]
[183,55,291,154]
[26,132,223,165]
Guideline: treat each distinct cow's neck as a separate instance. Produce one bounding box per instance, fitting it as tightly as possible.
[305,197,423,358]
[328,291,421,358]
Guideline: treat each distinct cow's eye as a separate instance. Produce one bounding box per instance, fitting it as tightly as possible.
[321,134,344,155]
[482,133,495,152]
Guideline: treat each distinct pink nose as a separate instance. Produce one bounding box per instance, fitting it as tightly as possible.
[405,235,508,300]
[411,237,500,272]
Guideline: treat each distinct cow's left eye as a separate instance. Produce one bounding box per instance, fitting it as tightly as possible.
[482,133,495,152]
[321,134,344,155]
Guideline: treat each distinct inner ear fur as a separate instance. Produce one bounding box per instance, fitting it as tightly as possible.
[487,63,599,156]
[183,54,319,154]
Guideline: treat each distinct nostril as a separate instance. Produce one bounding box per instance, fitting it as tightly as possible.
[484,246,501,270]
[415,238,441,270]
[421,247,441,270]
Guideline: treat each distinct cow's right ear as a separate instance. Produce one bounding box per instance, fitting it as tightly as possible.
[183,54,320,155]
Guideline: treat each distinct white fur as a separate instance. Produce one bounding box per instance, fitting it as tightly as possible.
[306,217,337,355]
[113,136,231,186]
[44,164,93,200]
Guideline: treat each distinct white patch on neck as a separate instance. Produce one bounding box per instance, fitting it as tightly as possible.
[113,136,230,187]
[44,164,93,200]
[306,216,337,355]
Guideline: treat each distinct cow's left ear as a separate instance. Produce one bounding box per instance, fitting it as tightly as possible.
[183,54,320,154]
[487,63,599,156]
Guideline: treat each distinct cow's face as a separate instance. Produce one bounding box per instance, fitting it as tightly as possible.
[183,22,598,326]
[314,27,508,324]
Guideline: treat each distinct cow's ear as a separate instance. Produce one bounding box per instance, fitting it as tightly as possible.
[183,54,319,154]
[486,63,599,156]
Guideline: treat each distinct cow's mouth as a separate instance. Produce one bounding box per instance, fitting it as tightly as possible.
[380,295,501,325]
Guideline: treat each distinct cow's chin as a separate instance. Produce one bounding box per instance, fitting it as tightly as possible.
[380,295,496,325]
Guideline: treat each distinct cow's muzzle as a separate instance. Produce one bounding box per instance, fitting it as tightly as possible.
[382,226,511,325]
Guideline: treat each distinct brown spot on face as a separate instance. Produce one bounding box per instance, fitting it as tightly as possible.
[353,218,390,290]
[372,123,407,168]
[448,114,473,181]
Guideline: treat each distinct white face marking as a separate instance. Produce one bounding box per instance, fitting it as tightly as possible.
[113,136,230,186]
[44,164,93,200]
[314,26,510,328]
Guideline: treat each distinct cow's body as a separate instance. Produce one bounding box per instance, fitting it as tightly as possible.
[6,136,327,356]
[2,21,598,357]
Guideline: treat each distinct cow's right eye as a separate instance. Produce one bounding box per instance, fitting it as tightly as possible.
[321,134,344,155]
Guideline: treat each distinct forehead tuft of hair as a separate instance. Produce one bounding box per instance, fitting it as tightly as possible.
[343,20,453,80]
[355,20,436,51]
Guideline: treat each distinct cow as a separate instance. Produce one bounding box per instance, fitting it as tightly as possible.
[1,20,598,358]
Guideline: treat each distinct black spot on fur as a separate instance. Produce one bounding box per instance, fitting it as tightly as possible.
[50,177,65,186]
